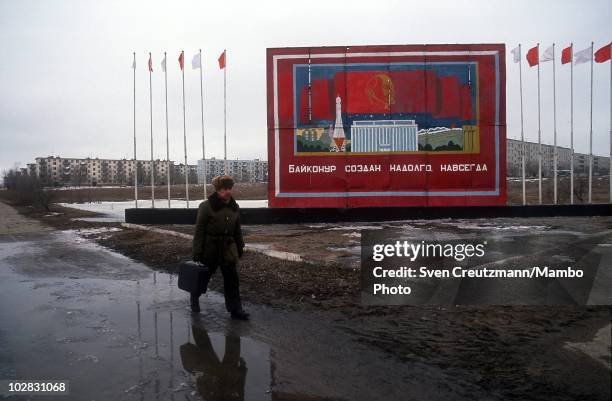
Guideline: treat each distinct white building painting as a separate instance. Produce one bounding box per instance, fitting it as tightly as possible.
[350,120,419,152]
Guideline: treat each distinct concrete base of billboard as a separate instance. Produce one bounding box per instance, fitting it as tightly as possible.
[125,204,612,225]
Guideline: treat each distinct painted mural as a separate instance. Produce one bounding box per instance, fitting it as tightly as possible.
[294,64,480,154]
[267,44,506,208]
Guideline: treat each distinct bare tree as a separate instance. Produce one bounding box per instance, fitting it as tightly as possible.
[1,168,56,211]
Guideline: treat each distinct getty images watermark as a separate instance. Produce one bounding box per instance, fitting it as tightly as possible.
[360,230,595,306]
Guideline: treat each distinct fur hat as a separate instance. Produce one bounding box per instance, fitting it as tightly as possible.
[211,175,234,190]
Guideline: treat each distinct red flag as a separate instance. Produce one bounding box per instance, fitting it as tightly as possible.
[178,51,184,71]
[526,46,539,67]
[218,50,226,69]
[148,54,153,72]
[561,46,572,65]
[594,43,611,63]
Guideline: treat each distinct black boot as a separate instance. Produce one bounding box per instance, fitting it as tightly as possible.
[220,264,247,320]
[190,293,201,313]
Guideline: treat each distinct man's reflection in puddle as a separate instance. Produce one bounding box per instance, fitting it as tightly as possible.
[180,322,247,400]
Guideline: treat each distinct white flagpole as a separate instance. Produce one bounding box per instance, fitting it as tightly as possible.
[164,52,171,208]
[518,44,526,205]
[552,43,558,204]
[199,49,207,199]
[181,51,189,208]
[149,52,155,208]
[588,42,594,204]
[223,49,228,175]
[570,43,574,205]
[133,52,138,208]
[537,43,542,204]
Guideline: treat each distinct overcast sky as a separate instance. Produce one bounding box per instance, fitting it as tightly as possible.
[0,0,610,179]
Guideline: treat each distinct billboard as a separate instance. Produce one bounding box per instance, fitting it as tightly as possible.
[267,44,506,208]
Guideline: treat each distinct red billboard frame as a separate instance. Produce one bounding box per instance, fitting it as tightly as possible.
[267,44,506,208]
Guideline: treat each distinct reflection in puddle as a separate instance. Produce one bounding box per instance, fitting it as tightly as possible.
[125,276,345,401]
[182,325,258,400]
[129,269,274,400]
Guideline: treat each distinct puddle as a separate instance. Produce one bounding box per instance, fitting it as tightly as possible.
[4,230,454,401]
[0,236,273,400]
[181,322,272,399]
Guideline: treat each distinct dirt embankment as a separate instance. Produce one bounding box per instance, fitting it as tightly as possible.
[86,227,359,308]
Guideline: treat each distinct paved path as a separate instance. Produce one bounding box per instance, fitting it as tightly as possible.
[0,201,51,235]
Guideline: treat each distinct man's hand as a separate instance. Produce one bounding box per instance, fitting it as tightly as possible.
[193,254,203,263]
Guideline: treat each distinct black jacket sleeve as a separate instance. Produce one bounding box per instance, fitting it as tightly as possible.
[234,212,245,257]
[192,202,209,261]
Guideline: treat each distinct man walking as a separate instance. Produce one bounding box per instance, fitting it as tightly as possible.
[192,175,248,320]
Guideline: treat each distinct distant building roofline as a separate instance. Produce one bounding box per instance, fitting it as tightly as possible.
[352,120,416,126]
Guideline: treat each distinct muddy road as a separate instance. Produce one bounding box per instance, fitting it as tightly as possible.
[0,202,473,401]
[0,201,610,400]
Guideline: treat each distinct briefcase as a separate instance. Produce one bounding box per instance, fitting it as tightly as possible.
[178,261,209,294]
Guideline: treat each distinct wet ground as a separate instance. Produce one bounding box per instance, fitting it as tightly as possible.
[1,201,611,400]
[0,203,475,401]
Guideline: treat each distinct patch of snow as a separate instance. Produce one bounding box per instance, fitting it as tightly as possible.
[72,227,123,236]
[564,324,611,370]
[326,225,384,231]
[59,199,268,222]
[342,232,361,238]
[327,245,361,255]
[245,243,303,262]
[439,221,551,231]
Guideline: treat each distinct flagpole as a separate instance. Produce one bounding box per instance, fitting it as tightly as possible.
[518,44,526,205]
[537,43,542,204]
[149,52,155,208]
[552,43,558,204]
[164,52,171,208]
[199,49,207,199]
[133,52,138,208]
[223,49,228,175]
[570,43,574,205]
[588,42,593,204]
[181,50,189,208]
